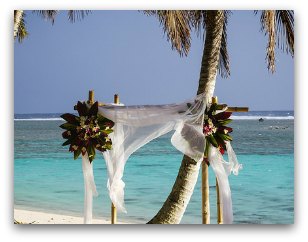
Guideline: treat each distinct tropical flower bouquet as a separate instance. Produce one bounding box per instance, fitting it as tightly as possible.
[60,101,114,163]
[203,103,233,156]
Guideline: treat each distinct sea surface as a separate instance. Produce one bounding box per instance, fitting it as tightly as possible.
[14,111,294,224]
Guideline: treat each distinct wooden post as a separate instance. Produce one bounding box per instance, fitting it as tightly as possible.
[202,96,248,224]
[216,178,223,224]
[202,97,217,224]
[111,203,117,224]
[114,94,119,105]
[202,158,210,224]
[202,96,223,224]
[111,94,120,224]
[211,96,224,224]
[88,90,94,105]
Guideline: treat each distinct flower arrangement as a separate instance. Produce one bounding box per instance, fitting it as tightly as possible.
[203,103,233,155]
[60,101,114,163]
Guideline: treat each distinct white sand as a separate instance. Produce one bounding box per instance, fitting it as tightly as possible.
[14,209,132,224]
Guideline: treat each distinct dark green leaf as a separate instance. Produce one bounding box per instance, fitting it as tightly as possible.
[88,101,98,117]
[215,134,227,150]
[62,130,71,139]
[87,144,96,163]
[218,126,233,133]
[102,129,113,135]
[74,148,82,160]
[60,123,77,130]
[62,138,73,146]
[214,111,232,120]
[208,103,218,114]
[218,133,233,141]
[76,101,88,116]
[207,135,218,148]
[60,113,79,124]
[218,119,232,125]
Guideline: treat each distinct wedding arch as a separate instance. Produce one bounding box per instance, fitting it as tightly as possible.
[60,90,247,224]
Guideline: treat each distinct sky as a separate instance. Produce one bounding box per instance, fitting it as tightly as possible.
[14,10,294,113]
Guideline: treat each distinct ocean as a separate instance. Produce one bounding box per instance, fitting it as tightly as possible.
[14,111,294,224]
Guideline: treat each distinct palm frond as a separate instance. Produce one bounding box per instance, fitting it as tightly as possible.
[275,10,294,56]
[67,10,91,23]
[260,10,276,73]
[218,11,231,78]
[257,10,294,73]
[187,10,207,38]
[33,10,59,24]
[16,11,28,43]
[143,10,191,56]
[188,10,230,78]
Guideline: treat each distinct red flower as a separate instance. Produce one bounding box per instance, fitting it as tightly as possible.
[219,146,225,155]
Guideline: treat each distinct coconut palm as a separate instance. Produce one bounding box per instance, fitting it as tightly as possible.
[14,10,293,224]
[14,10,27,42]
[14,10,91,42]
[145,10,294,224]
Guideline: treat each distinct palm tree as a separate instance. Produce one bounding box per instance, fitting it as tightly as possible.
[145,10,294,224]
[14,10,293,224]
[14,10,91,43]
[14,10,28,42]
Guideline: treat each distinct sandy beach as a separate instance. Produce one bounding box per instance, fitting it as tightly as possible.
[14,209,132,224]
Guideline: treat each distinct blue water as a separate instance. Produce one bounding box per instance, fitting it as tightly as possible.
[14,111,294,224]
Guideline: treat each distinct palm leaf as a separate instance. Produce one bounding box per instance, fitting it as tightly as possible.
[16,11,28,43]
[67,10,91,23]
[187,10,207,38]
[218,11,231,78]
[33,10,91,24]
[33,10,59,24]
[259,10,276,73]
[143,10,191,56]
[275,10,294,57]
[188,10,230,78]
[257,10,294,73]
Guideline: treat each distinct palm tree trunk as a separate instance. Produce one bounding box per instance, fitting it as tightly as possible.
[147,11,225,224]
[14,10,24,39]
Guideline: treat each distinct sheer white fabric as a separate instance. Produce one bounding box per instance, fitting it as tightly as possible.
[207,142,242,224]
[81,93,242,224]
[99,93,208,212]
[82,153,98,224]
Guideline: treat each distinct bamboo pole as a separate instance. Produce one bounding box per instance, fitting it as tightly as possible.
[201,96,248,224]
[216,104,249,112]
[88,90,94,105]
[114,94,120,105]
[111,94,119,224]
[202,157,210,224]
[201,97,218,224]
[111,203,117,224]
[216,178,223,224]
[212,96,224,224]
[227,107,249,112]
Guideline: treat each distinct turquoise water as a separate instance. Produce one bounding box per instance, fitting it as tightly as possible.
[14,116,294,224]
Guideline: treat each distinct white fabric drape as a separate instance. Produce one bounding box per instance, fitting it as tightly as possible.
[100,93,207,212]
[81,153,98,224]
[81,93,242,224]
[207,142,242,224]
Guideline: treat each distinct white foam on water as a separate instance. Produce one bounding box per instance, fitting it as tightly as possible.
[14,118,64,121]
[14,116,295,121]
[232,116,294,120]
